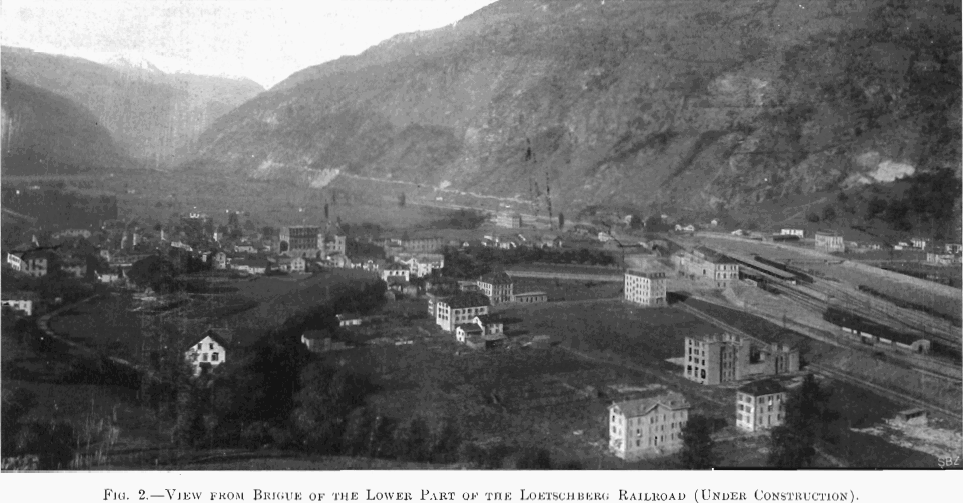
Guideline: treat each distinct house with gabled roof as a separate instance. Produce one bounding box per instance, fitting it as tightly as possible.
[184,329,229,376]
[609,392,690,460]
[477,271,514,305]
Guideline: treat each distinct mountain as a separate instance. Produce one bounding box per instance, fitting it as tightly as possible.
[185,0,960,216]
[1,70,129,175]
[1,46,264,167]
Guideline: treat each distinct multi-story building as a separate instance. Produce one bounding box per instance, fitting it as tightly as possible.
[736,380,787,432]
[780,229,805,238]
[684,334,799,385]
[435,292,490,332]
[814,231,845,252]
[278,226,322,257]
[910,237,929,250]
[213,251,228,270]
[495,212,523,229]
[322,232,347,256]
[381,262,411,282]
[383,236,445,255]
[276,256,306,273]
[477,271,514,305]
[676,247,739,289]
[609,392,690,460]
[624,270,667,306]
[19,250,53,278]
[5,251,23,271]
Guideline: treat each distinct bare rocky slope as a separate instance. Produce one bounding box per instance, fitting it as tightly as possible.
[1,46,264,168]
[186,0,960,215]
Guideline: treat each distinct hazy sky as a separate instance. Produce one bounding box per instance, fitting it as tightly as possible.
[1,0,497,89]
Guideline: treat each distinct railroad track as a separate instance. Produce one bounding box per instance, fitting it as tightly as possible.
[809,363,963,421]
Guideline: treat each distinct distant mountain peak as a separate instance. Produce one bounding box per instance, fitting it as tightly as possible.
[105,53,165,75]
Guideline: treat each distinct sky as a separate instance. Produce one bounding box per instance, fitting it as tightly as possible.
[1,0,497,89]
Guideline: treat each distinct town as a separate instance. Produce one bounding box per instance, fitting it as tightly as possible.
[3,185,961,469]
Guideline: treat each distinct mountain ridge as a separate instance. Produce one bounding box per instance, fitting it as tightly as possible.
[1,46,265,168]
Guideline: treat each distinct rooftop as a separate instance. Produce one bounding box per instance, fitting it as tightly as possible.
[611,392,690,417]
[440,292,491,309]
[478,271,513,285]
[456,324,484,334]
[693,246,736,264]
[737,379,786,397]
[625,269,666,279]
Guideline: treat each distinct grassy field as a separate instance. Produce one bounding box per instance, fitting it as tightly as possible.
[500,301,720,366]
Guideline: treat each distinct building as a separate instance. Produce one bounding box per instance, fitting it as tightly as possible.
[300,330,351,353]
[233,258,270,275]
[512,291,548,304]
[684,334,799,385]
[623,270,667,306]
[472,314,505,338]
[53,229,92,239]
[677,247,739,288]
[894,408,928,426]
[427,293,450,319]
[275,256,306,273]
[780,229,804,238]
[814,231,845,252]
[736,380,787,432]
[5,251,23,271]
[455,323,484,343]
[278,226,323,258]
[184,330,228,376]
[213,251,228,270]
[19,250,55,278]
[910,237,929,250]
[60,257,87,279]
[381,262,411,283]
[609,393,690,460]
[674,224,695,233]
[945,243,962,254]
[539,235,564,249]
[322,232,347,256]
[395,253,444,278]
[1,291,36,316]
[495,212,523,229]
[336,313,363,327]
[926,252,959,265]
[435,292,490,332]
[383,236,445,255]
[477,271,514,305]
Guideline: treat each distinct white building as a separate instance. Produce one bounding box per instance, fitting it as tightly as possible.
[1,292,35,316]
[184,331,228,376]
[435,292,491,332]
[381,262,411,282]
[624,270,667,306]
[780,229,804,238]
[609,392,690,460]
[736,380,787,432]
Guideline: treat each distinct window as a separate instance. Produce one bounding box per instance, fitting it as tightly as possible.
[197,343,202,350]
[212,353,219,362]
[202,353,208,362]
[209,343,215,350]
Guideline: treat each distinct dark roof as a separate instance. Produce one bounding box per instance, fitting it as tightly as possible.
[473,314,501,324]
[234,258,270,268]
[441,292,491,309]
[737,379,786,396]
[190,328,231,349]
[692,246,735,264]
[384,262,409,271]
[456,324,483,334]
[302,329,333,340]
[478,271,513,285]
[611,392,690,417]
[387,276,410,285]
[625,270,666,279]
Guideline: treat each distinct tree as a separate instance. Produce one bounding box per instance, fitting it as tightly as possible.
[679,415,716,469]
[430,419,463,464]
[393,416,432,462]
[805,212,821,223]
[398,193,406,208]
[227,212,240,229]
[513,446,554,469]
[243,219,256,232]
[324,203,329,221]
[558,212,565,230]
[768,374,837,468]
[821,206,837,222]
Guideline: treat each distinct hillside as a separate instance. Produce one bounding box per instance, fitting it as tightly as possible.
[1,46,264,167]
[186,0,960,216]
[1,70,129,175]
